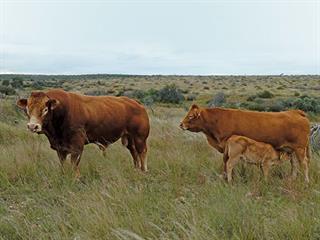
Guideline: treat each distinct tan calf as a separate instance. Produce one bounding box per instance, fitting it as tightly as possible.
[224,135,290,182]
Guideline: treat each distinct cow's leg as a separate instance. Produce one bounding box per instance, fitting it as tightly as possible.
[290,155,299,180]
[124,136,140,169]
[226,156,238,183]
[70,152,82,179]
[134,136,148,172]
[295,147,310,183]
[56,150,68,174]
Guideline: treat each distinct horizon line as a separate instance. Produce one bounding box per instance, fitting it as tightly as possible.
[0,72,319,77]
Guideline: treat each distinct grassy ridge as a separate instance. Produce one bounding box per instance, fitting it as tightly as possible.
[1,107,320,239]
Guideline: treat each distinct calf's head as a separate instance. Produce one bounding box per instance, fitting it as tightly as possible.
[180,104,203,132]
[17,92,59,133]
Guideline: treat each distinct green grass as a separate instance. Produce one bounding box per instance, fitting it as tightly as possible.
[1,107,320,239]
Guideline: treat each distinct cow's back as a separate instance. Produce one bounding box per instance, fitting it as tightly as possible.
[205,108,310,150]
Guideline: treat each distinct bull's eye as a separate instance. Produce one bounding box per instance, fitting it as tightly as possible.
[188,115,194,120]
[42,107,48,116]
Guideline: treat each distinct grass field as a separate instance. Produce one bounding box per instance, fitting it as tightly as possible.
[1,102,320,239]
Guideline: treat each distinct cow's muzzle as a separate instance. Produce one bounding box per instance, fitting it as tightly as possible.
[179,122,187,130]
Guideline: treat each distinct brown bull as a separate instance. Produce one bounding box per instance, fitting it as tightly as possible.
[180,104,310,182]
[17,89,150,177]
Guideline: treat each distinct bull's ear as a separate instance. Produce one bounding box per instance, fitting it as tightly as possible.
[191,104,199,109]
[46,99,60,110]
[17,99,27,109]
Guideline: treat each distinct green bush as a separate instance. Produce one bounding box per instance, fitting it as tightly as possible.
[257,90,273,98]
[0,86,16,95]
[2,80,10,86]
[207,92,226,107]
[157,84,185,104]
[11,77,24,89]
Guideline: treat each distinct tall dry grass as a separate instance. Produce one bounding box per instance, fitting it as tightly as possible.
[0,106,320,239]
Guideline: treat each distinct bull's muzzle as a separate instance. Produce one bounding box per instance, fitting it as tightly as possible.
[27,123,42,133]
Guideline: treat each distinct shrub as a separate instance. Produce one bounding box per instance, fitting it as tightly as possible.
[0,86,16,95]
[268,100,286,112]
[207,92,226,107]
[2,80,10,86]
[31,81,44,90]
[85,89,108,96]
[257,90,273,98]
[157,84,184,104]
[11,77,24,89]
[186,94,197,101]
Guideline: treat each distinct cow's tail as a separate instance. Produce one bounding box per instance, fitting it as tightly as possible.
[306,141,311,163]
[294,109,307,117]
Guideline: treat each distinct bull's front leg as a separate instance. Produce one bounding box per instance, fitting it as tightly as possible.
[56,149,68,174]
[70,152,82,179]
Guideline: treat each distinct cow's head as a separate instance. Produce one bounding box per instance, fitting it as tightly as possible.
[180,104,203,132]
[17,92,60,133]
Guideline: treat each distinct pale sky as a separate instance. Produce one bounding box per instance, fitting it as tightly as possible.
[0,0,319,75]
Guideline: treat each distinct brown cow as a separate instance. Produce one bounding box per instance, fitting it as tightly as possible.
[17,89,150,177]
[224,135,290,182]
[180,104,310,182]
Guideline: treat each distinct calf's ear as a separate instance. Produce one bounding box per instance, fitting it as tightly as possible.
[17,99,27,109]
[46,99,60,110]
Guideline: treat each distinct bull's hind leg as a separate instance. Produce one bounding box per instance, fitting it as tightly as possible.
[134,136,148,172]
[295,147,310,183]
[123,135,140,169]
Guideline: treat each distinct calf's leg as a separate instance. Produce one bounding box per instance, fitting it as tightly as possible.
[226,156,239,183]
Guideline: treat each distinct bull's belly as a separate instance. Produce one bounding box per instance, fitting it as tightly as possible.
[85,128,124,146]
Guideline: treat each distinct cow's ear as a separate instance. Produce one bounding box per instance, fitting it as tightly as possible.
[17,99,27,109]
[46,99,60,110]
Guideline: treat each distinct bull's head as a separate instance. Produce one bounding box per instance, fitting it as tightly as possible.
[17,92,59,133]
[180,104,203,132]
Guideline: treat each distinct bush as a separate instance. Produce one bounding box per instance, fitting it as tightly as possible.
[257,90,273,98]
[31,81,44,90]
[0,86,16,95]
[186,94,197,101]
[85,89,108,96]
[157,84,184,104]
[207,92,226,107]
[11,77,24,89]
[2,80,10,86]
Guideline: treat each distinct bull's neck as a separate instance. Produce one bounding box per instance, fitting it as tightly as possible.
[43,110,68,141]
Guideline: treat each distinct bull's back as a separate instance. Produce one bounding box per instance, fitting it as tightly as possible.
[66,92,149,143]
